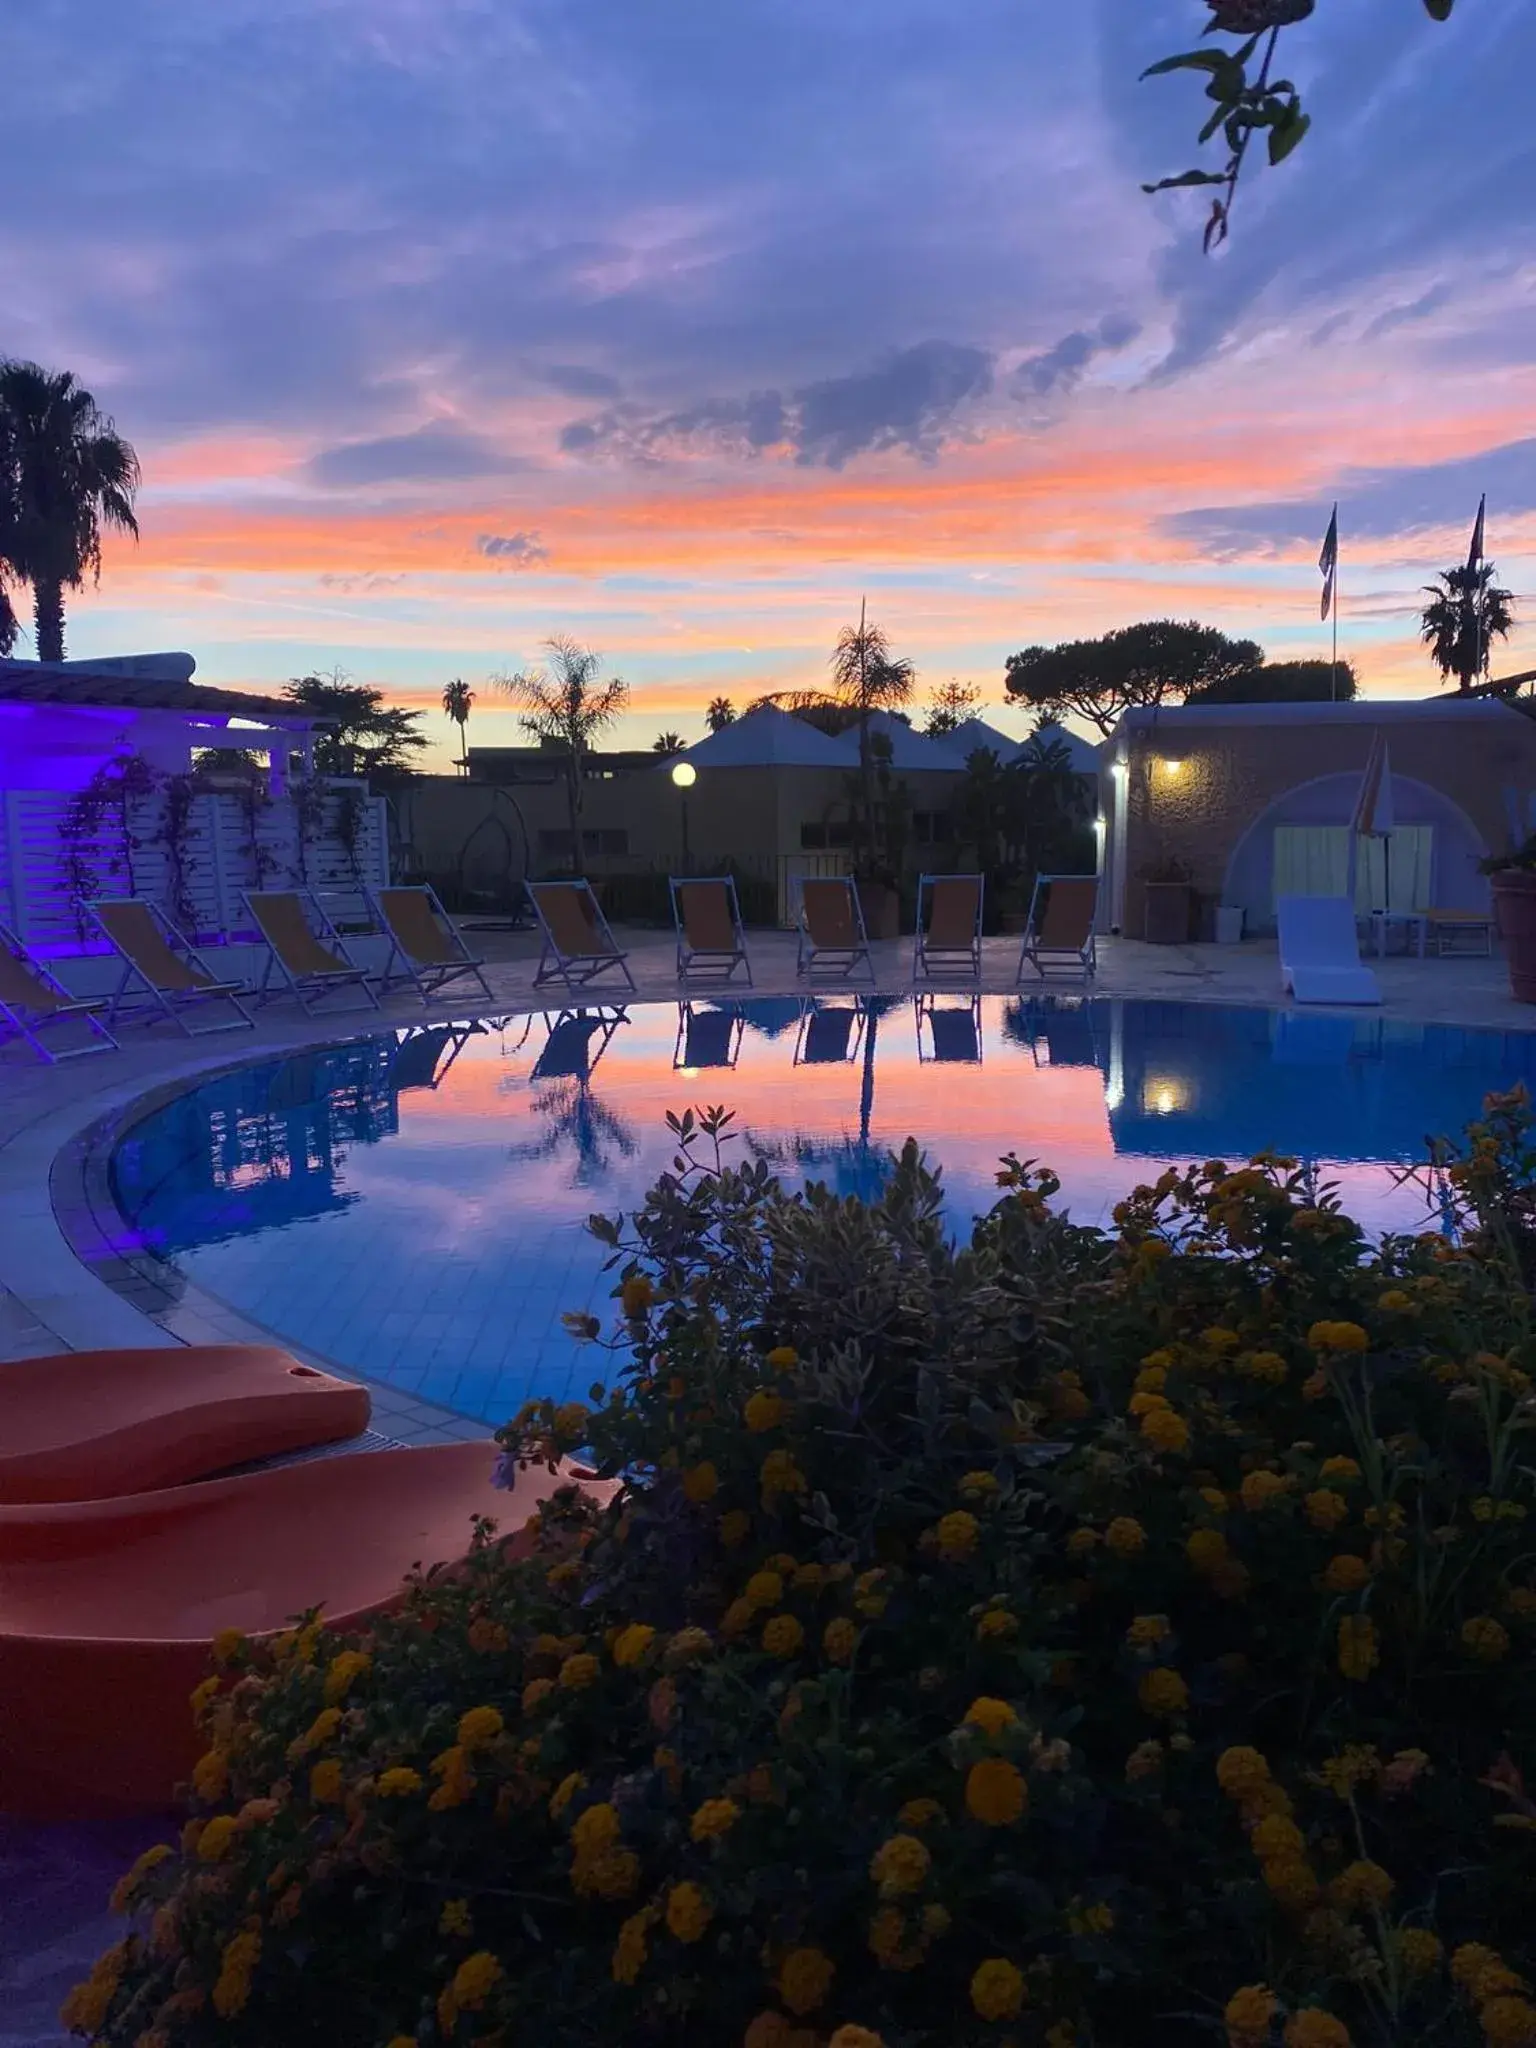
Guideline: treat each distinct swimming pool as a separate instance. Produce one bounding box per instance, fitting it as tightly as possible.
[108,995,1534,1426]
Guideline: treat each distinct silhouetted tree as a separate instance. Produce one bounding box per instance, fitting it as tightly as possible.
[1005,620,1261,736]
[496,638,629,873]
[285,672,429,782]
[1420,564,1515,692]
[705,696,736,733]
[652,731,686,756]
[924,678,982,736]
[1185,656,1358,705]
[442,678,475,772]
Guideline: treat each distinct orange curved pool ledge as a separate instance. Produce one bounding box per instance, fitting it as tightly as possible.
[0,1442,587,1818]
[0,1344,371,1503]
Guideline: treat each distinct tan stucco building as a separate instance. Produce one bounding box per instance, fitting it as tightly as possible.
[1101,698,1536,939]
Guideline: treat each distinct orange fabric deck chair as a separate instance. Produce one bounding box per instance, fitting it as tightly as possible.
[670,875,753,986]
[913,873,983,986]
[796,876,874,983]
[369,884,492,1003]
[91,899,254,1036]
[245,889,380,1015]
[1017,874,1099,984]
[0,1444,590,1817]
[0,922,118,1063]
[526,879,636,995]
[0,1343,370,1504]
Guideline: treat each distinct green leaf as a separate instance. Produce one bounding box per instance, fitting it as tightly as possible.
[1142,169,1230,193]
[1141,48,1232,78]
[1268,107,1311,164]
[1423,0,1454,17]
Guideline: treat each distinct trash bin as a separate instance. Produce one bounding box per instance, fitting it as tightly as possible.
[1215,905,1244,944]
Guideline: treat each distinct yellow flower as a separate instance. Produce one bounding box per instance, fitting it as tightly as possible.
[977,1607,1018,1640]
[762,1614,805,1658]
[108,1842,172,1914]
[1481,1999,1536,2047]
[612,1908,651,1985]
[935,1510,980,1561]
[1125,1740,1164,1783]
[690,1796,741,1842]
[549,1771,585,1817]
[1283,2012,1351,2048]
[1323,1554,1370,1594]
[823,1616,859,1664]
[552,1401,590,1441]
[191,1748,229,1802]
[1393,1928,1443,1977]
[722,1597,758,1637]
[1331,1860,1392,1910]
[869,1833,931,1897]
[439,1898,473,1937]
[309,1757,346,1804]
[1127,1613,1171,1647]
[1462,1616,1511,1662]
[746,1390,786,1432]
[1202,1325,1241,1353]
[1216,1746,1272,1800]
[829,2029,886,2048]
[1377,1288,1415,1311]
[457,1705,504,1751]
[559,1652,600,1690]
[1140,1406,1190,1455]
[766,1344,799,1368]
[1452,1945,1527,2003]
[522,1677,555,1714]
[1304,1489,1349,1532]
[720,1508,752,1547]
[959,1469,999,1498]
[570,1846,641,1900]
[745,1568,785,1608]
[970,1957,1025,2021]
[1250,1814,1305,1861]
[287,1706,342,1762]
[467,1618,509,1653]
[1104,1516,1146,1557]
[759,1449,807,1499]
[211,1626,246,1667]
[1066,1527,1101,1557]
[613,1623,658,1668]
[666,1626,714,1666]
[1307,1320,1368,1353]
[778,1946,835,2015]
[377,1766,423,1798]
[1337,1614,1379,1681]
[1187,1528,1229,1573]
[1239,1469,1291,1511]
[965,1757,1027,1826]
[1263,1858,1320,1912]
[322,1648,371,1704]
[1137,1668,1189,1718]
[620,1273,654,1315]
[898,1797,944,1827]
[571,1802,622,1855]
[1238,1350,1288,1385]
[665,1880,713,1943]
[196,1814,239,1862]
[211,1927,261,2018]
[682,1463,719,1503]
[451,1950,503,2010]
[964,1696,1017,1736]
[1319,1456,1361,1484]
[1129,1390,1171,1417]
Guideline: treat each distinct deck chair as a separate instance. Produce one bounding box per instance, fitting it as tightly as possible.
[915,992,982,1064]
[527,880,636,995]
[674,1002,744,1071]
[796,877,874,983]
[91,900,255,1036]
[245,890,380,1016]
[1017,875,1099,984]
[1276,896,1382,1006]
[0,923,118,1063]
[368,885,492,1004]
[913,874,983,985]
[671,876,753,987]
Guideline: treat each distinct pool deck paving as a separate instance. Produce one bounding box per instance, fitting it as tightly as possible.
[0,921,1530,2043]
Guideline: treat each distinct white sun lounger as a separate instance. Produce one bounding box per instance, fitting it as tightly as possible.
[1276,895,1381,1006]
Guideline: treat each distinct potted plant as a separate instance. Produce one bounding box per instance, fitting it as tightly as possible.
[1140,855,1193,945]
[1479,836,1536,1000]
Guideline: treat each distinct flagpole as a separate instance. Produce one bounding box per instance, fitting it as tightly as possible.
[1332,556,1339,703]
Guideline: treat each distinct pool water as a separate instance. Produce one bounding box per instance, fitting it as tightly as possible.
[109,996,1535,1426]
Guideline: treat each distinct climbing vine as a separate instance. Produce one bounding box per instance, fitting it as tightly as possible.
[58,752,158,939]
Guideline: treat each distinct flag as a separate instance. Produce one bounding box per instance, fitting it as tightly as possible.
[1467,493,1486,574]
[1319,503,1338,620]
[1350,731,1394,837]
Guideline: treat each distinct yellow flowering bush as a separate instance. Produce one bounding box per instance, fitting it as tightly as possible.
[75,1099,1536,2046]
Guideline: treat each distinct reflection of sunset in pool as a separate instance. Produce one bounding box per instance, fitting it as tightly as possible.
[109,996,1536,1425]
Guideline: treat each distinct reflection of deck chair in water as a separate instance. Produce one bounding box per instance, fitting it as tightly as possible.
[92,900,254,1035]
[529,1008,628,1084]
[1017,875,1099,985]
[369,885,492,1004]
[671,876,752,987]
[389,1022,480,1092]
[526,881,636,995]
[915,992,982,1064]
[796,877,874,983]
[913,874,983,986]
[245,890,379,1016]
[0,923,118,1063]
[673,1003,744,1071]
[794,999,865,1066]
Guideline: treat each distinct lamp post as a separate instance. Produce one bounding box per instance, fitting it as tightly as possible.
[671,758,696,866]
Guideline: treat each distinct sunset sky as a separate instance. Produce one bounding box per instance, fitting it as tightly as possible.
[3,0,1533,768]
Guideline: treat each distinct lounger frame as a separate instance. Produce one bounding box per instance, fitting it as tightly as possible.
[367,884,492,1004]
[795,876,875,984]
[913,873,984,986]
[670,875,754,987]
[526,880,637,996]
[91,899,255,1036]
[0,921,119,1063]
[1016,874,1099,985]
[244,888,380,1016]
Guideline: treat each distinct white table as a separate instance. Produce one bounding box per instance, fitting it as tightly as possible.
[1368,909,1427,959]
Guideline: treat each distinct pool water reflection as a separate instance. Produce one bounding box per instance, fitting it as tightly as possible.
[109,996,1536,1426]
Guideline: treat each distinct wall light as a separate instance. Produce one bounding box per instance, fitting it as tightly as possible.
[671,760,697,789]
[1157,758,1185,780]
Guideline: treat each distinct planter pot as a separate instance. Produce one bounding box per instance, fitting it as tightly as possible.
[1143,881,1192,945]
[1490,871,1536,1002]
[999,910,1030,936]
[856,880,900,941]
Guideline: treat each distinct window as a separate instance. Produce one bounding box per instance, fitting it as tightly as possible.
[911,810,954,845]
[1272,825,1432,912]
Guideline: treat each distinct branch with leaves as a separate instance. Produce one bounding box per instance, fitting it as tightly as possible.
[1144,0,1456,249]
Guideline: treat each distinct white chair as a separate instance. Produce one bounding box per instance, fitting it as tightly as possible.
[1276,896,1381,1006]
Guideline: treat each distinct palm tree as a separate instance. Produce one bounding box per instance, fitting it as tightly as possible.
[495,636,629,873]
[1420,563,1516,692]
[705,696,736,733]
[652,730,685,756]
[442,678,475,773]
[830,601,915,877]
[0,361,140,661]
